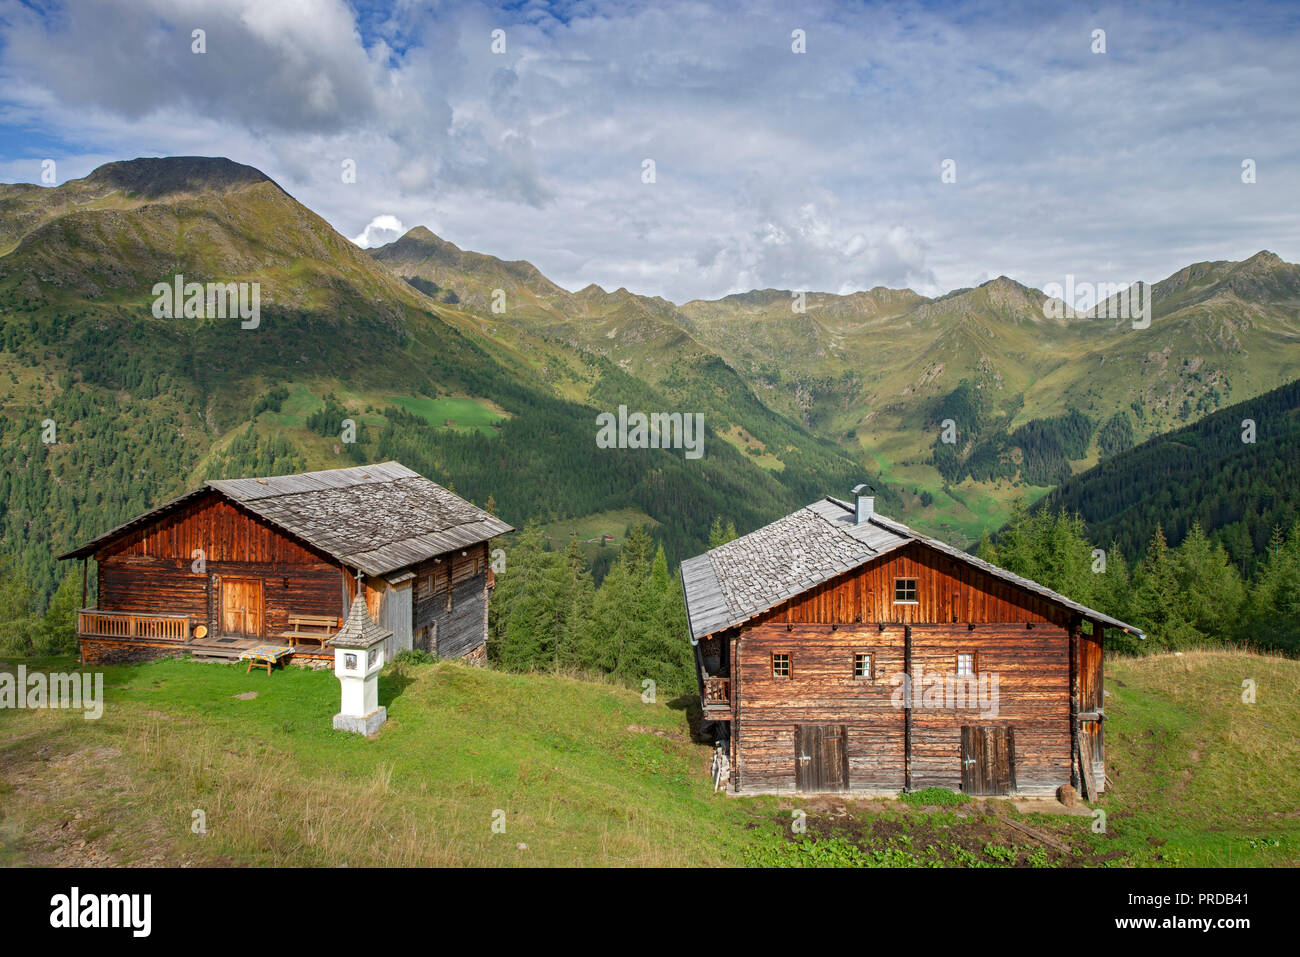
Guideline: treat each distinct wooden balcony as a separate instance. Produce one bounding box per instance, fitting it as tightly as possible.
[78,609,192,642]
[703,675,731,703]
[702,676,731,718]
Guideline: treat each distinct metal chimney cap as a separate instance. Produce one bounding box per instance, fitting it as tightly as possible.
[852,483,876,495]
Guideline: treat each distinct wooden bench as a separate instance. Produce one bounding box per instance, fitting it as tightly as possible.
[279,614,342,648]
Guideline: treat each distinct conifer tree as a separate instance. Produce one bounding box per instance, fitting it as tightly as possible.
[489,523,562,669]
[709,516,738,548]
[555,538,597,671]
[1169,523,1245,642]
[35,572,81,655]
[1243,523,1300,653]
[621,524,654,575]
[1128,526,1200,651]
[0,559,38,655]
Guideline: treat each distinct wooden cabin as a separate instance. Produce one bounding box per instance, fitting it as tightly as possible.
[680,488,1143,798]
[59,462,512,666]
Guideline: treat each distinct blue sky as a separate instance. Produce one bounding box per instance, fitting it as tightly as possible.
[1,0,1297,302]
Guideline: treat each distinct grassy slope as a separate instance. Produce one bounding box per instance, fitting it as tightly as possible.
[1,649,1295,868]
[1102,649,1300,866]
[0,656,768,866]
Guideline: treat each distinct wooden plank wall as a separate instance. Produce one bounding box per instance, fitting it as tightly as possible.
[99,493,332,567]
[733,621,1071,795]
[909,624,1070,795]
[411,543,490,659]
[383,582,413,659]
[754,543,1071,629]
[735,624,907,793]
[352,578,415,661]
[1076,624,1106,791]
[95,492,345,638]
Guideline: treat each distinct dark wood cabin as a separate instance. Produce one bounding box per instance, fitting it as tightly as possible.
[59,461,512,666]
[680,489,1142,798]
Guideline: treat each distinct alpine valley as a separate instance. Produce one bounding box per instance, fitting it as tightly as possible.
[3,156,1299,604]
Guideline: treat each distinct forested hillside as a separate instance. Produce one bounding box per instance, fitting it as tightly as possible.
[377,223,1300,543]
[1035,377,1300,577]
[976,380,1300,656]
[980,504,1300,656]
[0,157,873,619]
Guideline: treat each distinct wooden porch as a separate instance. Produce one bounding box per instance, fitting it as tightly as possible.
[78,608,193,641]
[76,609,336,662]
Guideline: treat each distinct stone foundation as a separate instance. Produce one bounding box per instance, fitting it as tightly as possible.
[80,638,187,666]
[462,642,487,667]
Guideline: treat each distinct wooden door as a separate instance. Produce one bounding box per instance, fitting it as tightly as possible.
[795,725,848,792]
[960,726,1017,795]
[221,579,264,638]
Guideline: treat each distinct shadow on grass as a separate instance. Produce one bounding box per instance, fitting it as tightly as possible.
[667,692,717,743]
[378,665,418,707]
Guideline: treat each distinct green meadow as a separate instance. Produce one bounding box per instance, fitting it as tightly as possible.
[0,649,1294,867]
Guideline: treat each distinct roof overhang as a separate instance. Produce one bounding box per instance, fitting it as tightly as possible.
[681,502,1145,641]
[56,463,514,574]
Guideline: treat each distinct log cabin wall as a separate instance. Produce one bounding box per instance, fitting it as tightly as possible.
[411,542,490,659]
[907,624,1070,795]
[733,622,1070,794]
[94,492,344,637]
[736,624,907,793]
[729,543,1076,795]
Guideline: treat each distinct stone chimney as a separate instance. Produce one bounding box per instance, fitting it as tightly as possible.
[852,483,875,524]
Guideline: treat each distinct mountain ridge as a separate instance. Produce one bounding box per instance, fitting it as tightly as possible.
[0,155,875,605]
[3,154,1299,599]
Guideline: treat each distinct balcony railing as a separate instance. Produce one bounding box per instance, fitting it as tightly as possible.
[78,609,192,642]
[703,676,731,706]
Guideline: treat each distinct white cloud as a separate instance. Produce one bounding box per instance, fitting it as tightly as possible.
[351,214,406,248]
[1,0,1297,302]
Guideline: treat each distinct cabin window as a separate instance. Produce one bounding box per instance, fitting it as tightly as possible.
[956,652,977,676]
[894,578,918,604]
[772,653,791,678]
[854,652,872,679]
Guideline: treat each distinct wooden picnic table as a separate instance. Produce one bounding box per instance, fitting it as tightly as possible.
[240,644,293,675]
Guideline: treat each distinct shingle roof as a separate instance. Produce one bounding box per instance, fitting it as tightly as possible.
[59,461,513,577]
[681,496,1143,640]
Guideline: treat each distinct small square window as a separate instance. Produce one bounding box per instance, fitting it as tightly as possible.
[854,652,872,679]
[956,652,976,677]
[772,653,791,678]
[894,578,918,603]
